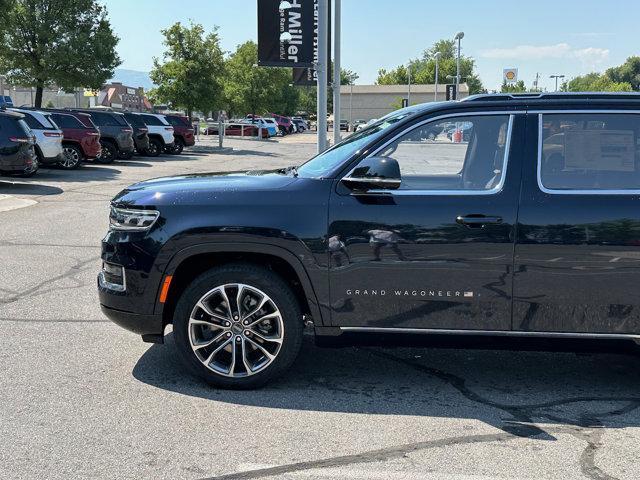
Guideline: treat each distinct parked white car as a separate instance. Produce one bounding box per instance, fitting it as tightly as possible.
[138,113,175,155]
[10,108,64,166]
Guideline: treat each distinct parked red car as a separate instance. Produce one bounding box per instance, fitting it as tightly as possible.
[49,112,101,169]
[267,113,294,135]
[204,123,269,138]
[163,114,195,154]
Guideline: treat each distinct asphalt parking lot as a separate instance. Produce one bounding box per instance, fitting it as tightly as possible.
[2,134,640,480]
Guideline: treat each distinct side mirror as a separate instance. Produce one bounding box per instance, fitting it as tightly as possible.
[342,156,401,191]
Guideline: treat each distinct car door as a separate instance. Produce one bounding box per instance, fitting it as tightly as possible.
[328,111,525,331]
[514,110,640,334]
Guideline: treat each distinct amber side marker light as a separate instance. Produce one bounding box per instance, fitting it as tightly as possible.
[159,275,173,303]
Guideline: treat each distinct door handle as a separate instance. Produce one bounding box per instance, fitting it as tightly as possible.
[456,215,503,228]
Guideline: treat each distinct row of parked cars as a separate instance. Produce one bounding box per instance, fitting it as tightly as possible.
[0,106,196,177]
[202,113,310,138]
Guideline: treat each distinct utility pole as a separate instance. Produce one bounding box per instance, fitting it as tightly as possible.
[317,0,329,153]
[534,72,540,91]
[332,0,341,144]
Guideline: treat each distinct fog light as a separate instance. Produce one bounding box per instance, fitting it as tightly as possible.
[100,262,126,292]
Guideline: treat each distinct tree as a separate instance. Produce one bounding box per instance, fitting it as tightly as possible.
[564,72,632,92]
[0,0,121,108]
[223,41,298,118]
[149,22,225,118]
[376,39,485,95]
[501,80,527,93]
[605,56,640,91]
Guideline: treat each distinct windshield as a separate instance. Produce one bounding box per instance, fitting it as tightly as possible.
[296,110,416,178]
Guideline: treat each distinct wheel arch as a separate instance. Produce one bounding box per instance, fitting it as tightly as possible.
[148,133,166,145]
[158,243,324,330]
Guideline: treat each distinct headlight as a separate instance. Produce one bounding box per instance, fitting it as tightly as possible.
[109,206,159,231]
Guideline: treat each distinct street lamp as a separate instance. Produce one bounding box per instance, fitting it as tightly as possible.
[406,63,412,106]
[550,74,565,92]
[454,31,464,99]
[434,52,441,102]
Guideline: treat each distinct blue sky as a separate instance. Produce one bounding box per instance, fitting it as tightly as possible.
[104,0,639,91]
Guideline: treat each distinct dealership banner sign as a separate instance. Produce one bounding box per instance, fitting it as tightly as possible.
[292,0,331,85]
[258,0,315,67]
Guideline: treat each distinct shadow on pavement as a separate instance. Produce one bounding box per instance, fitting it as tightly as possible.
[0,180,64,196]
[133,334,640,439]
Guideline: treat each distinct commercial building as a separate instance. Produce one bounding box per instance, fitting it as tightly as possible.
[98,82,152,112]
[340,83,469,123]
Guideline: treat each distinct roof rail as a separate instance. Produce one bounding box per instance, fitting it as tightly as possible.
[462,92,640,102]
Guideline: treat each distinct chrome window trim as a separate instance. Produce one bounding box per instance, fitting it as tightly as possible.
[536,110,640,195]
[358,111,522,196]
[339,326,640,341]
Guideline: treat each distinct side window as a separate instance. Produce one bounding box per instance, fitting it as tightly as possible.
[539,113,640,192]
[373,114,512,192]
[141,115,162,126]
[22,113,45,130]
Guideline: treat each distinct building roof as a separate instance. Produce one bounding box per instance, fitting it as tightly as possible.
[341,84,470,94]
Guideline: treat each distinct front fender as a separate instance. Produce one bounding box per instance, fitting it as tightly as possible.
[154,241,328,326]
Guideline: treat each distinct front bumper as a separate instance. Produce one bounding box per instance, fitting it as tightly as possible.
[100,303,163,340]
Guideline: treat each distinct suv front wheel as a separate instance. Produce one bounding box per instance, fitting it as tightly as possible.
[173,263,303,389]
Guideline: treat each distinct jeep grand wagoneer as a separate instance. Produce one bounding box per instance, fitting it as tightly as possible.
[99,93,640,388]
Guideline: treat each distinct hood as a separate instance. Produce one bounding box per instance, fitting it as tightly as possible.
[112,169,299,207]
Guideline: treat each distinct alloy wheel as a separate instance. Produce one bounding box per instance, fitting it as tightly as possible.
[188,283,284,378]
[61,147,81,169]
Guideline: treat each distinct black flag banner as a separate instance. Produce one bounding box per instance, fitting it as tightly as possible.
[292,0,331,85]
[258,0,315,67]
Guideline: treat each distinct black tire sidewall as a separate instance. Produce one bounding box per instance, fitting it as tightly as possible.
[96,142,116,164]
[173,264,303,389]
[146,139,162,157]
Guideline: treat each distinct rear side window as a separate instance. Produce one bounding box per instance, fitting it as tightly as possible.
[124,114,145,127]
[539,113,640,192]
[165,116,189,127]
[21,113,46,130]
[140,115,164,126]
[113,114,128,126]
[51,114,84,129]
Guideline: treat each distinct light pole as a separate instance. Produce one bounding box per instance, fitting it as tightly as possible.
[332,0,341,144]
[550,74,565,92]
[434,51,441,102]
[349,83,353,125]
[316,0,329,153]
[407,63,411,106]
[454,31,464,99]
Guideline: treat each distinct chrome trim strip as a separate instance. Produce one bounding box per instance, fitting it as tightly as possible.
[339,326,640,341]
[536,111,640,195]
[98,268,126,293]
[357,112,521,196]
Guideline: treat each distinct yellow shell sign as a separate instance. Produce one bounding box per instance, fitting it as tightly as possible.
[503,68,518,84]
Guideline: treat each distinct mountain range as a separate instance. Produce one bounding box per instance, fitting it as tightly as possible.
[108,69,155,91]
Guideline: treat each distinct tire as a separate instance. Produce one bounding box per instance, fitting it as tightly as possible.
[144,138,162,157]
[171,139,184,155]
[118,150,133,160]
[59,144,83,170]
[173,263,304,389]
[96,141,117,164]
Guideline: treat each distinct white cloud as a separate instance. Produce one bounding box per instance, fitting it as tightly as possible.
[480,43,609,67]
